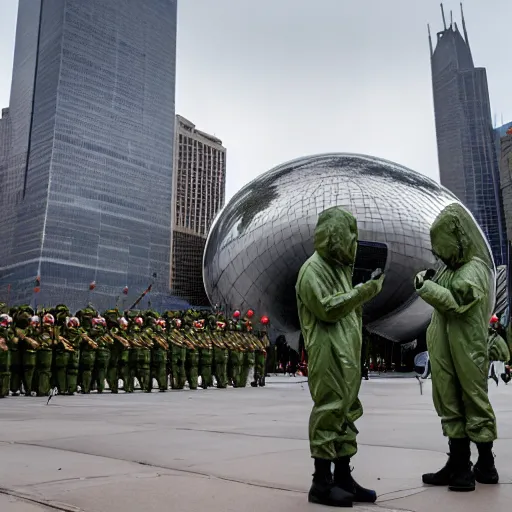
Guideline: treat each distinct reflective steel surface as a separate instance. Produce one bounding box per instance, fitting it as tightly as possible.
[204,153,495,348]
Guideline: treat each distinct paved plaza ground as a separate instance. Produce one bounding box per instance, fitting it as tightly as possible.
[0,376,511,511]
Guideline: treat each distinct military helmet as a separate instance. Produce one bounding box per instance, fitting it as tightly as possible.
[75,307,97,329]
[11,305,34,328]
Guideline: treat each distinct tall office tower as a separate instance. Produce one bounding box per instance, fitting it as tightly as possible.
[499,128,512,243]
[429,4,506,265]
[0,0,177,310]
[495,121,512,159]
[0,108,10,180]
[171,115,226,306]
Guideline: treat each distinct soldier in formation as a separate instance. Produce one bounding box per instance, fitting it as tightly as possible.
[0,305,270,396]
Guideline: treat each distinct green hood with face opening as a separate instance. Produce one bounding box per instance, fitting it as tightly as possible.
[430,203,493,270]
[314,207,358,267]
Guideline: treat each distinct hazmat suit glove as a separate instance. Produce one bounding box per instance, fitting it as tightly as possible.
[414,269,435,290]
[358,273,385,300]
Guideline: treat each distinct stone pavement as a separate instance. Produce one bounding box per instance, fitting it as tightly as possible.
[0,376,511,512]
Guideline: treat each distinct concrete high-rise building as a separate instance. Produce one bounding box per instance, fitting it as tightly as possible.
[429,4,506,265]
[499,128,512,242]
[0,0,177,310]
[171,115,226,306]
[495,121,512,159]
[0,108,10,178]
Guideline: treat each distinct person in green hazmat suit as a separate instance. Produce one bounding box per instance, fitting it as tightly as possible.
[208,313,229,389]
[103,310,131,393]
[415,203,498,492]
[10,305,35,396]
[296,206,385,507]
[50,305,77,395]
[76,308,98,394]
[144,311,169,392]
[0,312,14,397]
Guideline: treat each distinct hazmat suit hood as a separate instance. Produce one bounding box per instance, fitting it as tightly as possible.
[430,203,493,271]
[314,207,358,267]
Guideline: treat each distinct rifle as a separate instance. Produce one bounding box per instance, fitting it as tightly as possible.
[58,336,74,352]
[111,332,131,348]
[16,328,40,349]
[80,333,99,349]
[129,273,157,310]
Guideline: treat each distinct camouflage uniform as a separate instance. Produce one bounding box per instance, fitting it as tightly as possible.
[10,305,34,395]
[227,320,244,387]
[192,313,213,389]
[144,311,169,392]
[0,310,14,397]
[165,312,188,390]
[208,314,229,389]
[91,315,112,393]
[76,308,98,394]
[252,331,269,388]
[104,309,131,393]
[126,311,152,392]
[183,310,199,390]
[33,312,56,397]
[239,316,256,388]
[62,316,83,395]
[50,305,77,395]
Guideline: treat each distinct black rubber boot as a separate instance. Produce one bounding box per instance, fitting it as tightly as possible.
[422,438,475,492]
[250,373,258,387]
[474,442,499,484]
[308,458,354,508]
[334,457,377,503]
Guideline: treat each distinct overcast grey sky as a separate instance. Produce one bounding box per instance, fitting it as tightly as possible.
[0,1,510,200]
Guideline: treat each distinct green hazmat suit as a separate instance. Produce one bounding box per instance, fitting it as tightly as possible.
[415,203,497,443]
[296,207,384,460]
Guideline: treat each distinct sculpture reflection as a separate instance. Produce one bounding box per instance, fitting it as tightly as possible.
[203,153,495,349]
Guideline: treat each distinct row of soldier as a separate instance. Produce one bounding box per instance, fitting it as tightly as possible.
[0,304,270,397]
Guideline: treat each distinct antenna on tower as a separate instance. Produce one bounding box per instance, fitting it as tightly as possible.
[450,10,453,27]
[460,3,470,45]
[428,24,433,57]
[440,3,447,30]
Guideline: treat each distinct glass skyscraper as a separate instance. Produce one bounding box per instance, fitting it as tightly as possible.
[429,5,506,265]
[0,0,177,311]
